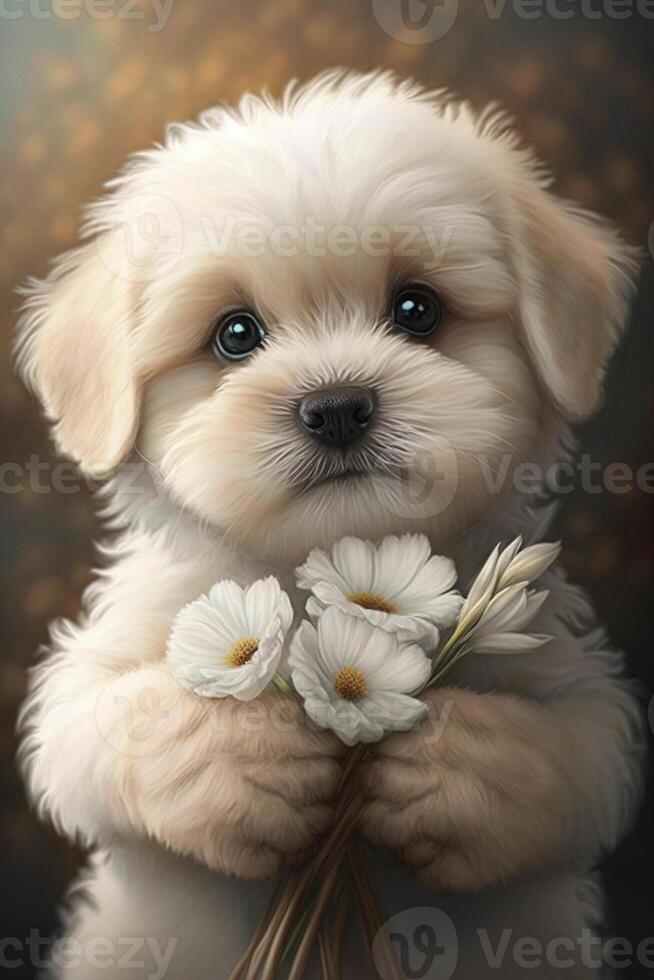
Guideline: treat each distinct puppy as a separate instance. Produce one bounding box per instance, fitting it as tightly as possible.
[16,72,641,979]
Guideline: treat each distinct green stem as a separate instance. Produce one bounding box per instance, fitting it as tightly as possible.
[280,899,313,967]
[430,622,473,673]
[427,642,474,688]
[272,673,292,694]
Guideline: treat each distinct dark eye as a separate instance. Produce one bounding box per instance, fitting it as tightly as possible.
[212,310,266,361]
[392,284,443,337]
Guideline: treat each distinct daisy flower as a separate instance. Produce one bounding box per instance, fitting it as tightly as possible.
[295,534,463,647]
[167,577,293,701]
[288,606,431,746]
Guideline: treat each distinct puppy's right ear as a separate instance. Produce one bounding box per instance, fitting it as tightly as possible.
[16,235,142,476]
[506,177,638,420]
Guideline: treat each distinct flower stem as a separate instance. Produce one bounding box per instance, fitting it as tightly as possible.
[272,672,292,694]
[427,642,474,687]
[430,624,469,673]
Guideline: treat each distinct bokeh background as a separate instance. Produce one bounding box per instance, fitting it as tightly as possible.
[1,1,653,976]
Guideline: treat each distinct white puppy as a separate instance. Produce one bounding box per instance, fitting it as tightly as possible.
[16,72,641,979]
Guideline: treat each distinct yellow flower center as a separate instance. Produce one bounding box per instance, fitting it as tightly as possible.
[348,591,397,614]
[227,636,260,668]
[333,666,367,702]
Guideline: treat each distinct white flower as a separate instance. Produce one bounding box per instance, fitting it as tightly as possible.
[467,582,551,654]
[288,606,431,746]
[459,536,560,633]
[167,577,293,701]
[295,534,463,647]
[427,537,560,684]
[497,540,562,590]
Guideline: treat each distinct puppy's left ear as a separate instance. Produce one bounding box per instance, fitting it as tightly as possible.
[16,234,142,476]
[507,179,638,419]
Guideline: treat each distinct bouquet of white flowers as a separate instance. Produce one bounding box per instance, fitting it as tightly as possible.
[167,534,560,980]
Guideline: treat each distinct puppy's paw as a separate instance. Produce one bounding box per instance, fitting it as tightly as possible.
[401,838,509,893]
[115,675,343,877]
[359,687,570,891]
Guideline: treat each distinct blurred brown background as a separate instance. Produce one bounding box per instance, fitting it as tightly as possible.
[1,0,653,976]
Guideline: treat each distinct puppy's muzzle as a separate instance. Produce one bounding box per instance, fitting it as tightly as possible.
[298,385,376,451]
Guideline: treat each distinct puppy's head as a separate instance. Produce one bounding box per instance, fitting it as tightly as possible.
[17,73,636,561]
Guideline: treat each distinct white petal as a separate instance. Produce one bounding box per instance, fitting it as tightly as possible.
[370,534,432,598]
[494,536,523,582]
[259,594,293,646]
[399,589,464,629]
[204,580,251,640]
[172,613,286,701]
[244,576,290,633]
[510,588,549,632]
[475,582,529,636]
[277,590,294,633]
[326,700,385,746]
[311,592,439,647]
[479,587,548,637]
[472,632,553,655]
[288,620,321,677]
[289,624,336,701]
[316,607,366,672]
[363,690,428,735]
[297,535,457,648]
[395,552,458,602]
[331,536,377,592]
[391,554,461,621]
[314,589,434,642]
[459,544,500,622]
[305,595,326,621]
[294,690,334,733]
[499,542,561,589]
[167,594,238,670]
[314,607,389,675]
[340,603,399,632]
[363,642,432,695]
[289,610,430,745]
[296,546,351,594]
[168,577,292,701]
[311,581,352,608]
[394,620,440,649]
[288,666,316,699]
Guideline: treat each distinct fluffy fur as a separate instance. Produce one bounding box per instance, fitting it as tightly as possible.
[16,71,641,979]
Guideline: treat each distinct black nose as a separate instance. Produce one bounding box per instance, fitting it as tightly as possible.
[298,385,376,450]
